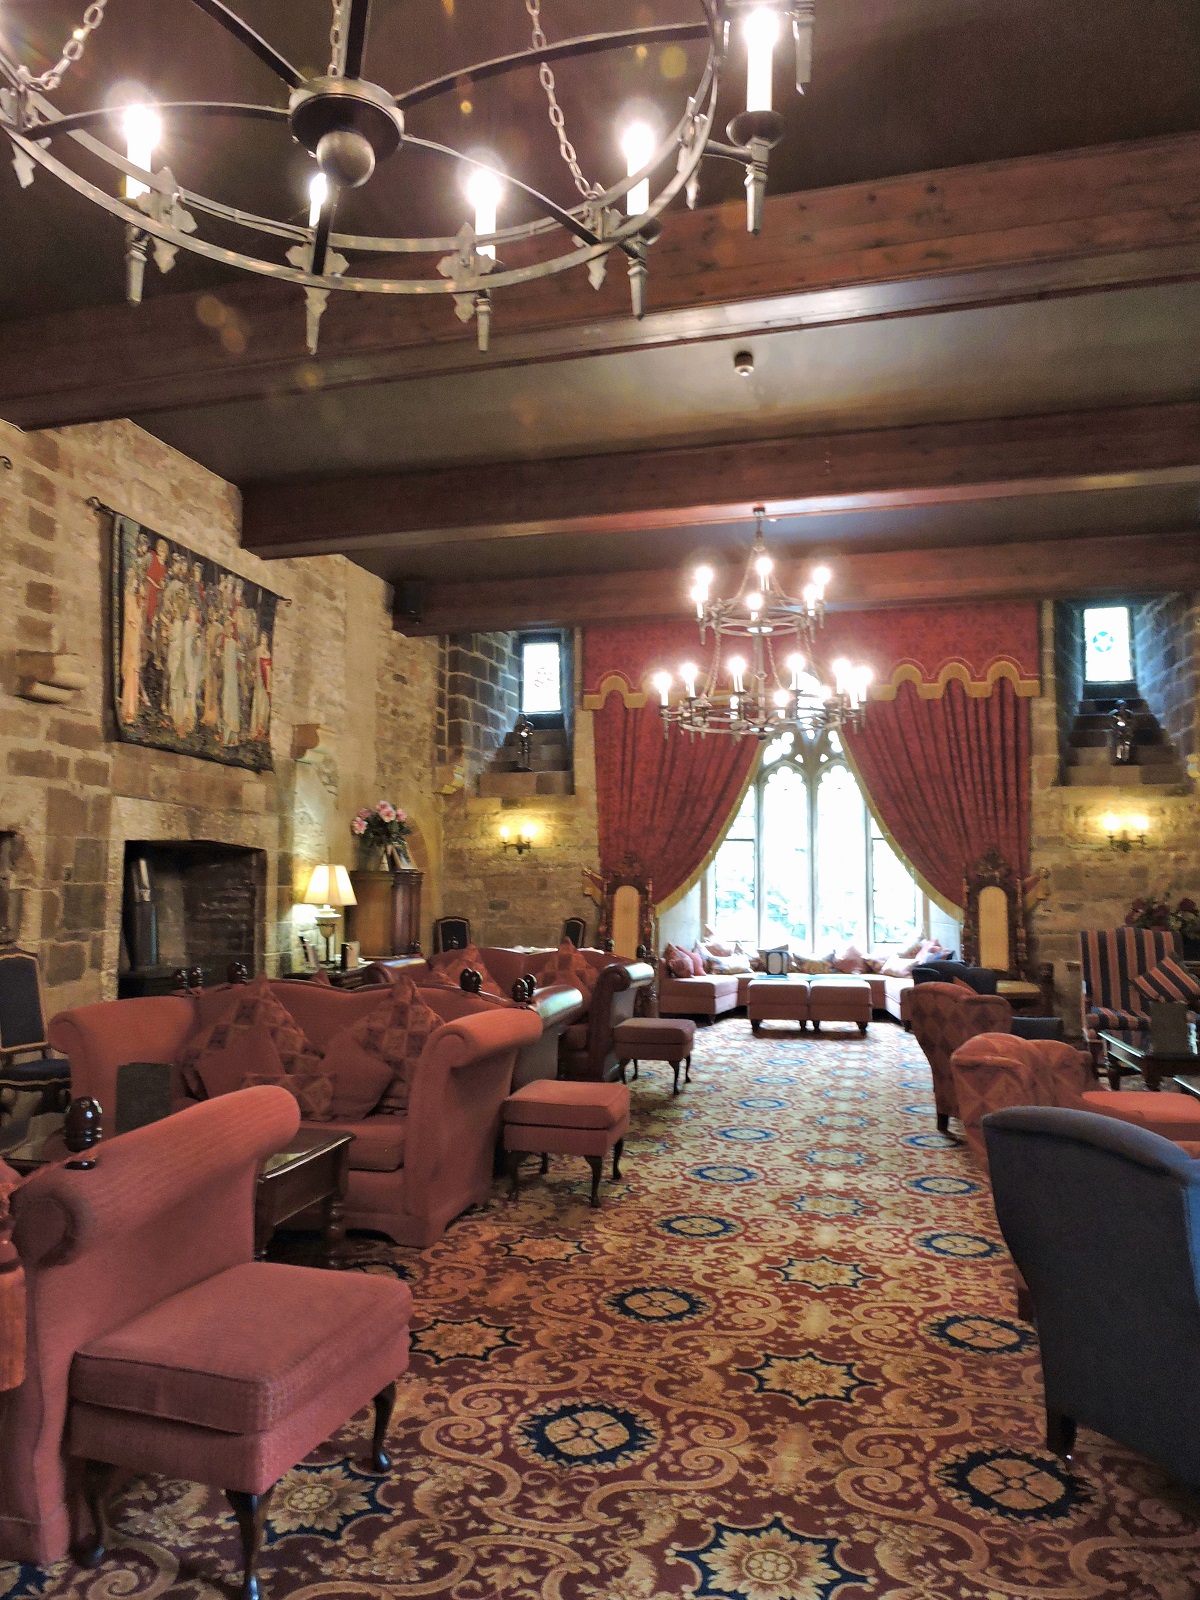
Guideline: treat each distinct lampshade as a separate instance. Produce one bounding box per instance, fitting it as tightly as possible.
[302,863,356,909]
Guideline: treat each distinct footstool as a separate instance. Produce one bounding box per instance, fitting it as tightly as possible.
[614,1016,696,1094]
[747,976,810,1034]
[502,1080,630,1208]
[808,977,871,1034]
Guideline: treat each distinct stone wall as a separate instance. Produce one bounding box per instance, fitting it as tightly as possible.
[1052,601,1085,780]
[1028,600,1200,1031]
[0,417,440,1012]
[437,632,520,786]
[1134,593,1200,763]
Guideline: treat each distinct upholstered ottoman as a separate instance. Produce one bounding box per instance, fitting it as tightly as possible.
[614,1016,696,1094]
[1079,1089,1200,1143]
[747,976,810,1033]
[502,1080,630,1207]
[808,977,871,1034]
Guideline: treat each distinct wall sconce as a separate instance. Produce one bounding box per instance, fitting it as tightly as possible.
[500,822,537,856]
[1102,812,1149,852]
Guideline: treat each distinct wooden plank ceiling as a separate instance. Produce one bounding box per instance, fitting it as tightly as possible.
[1,3,1198,627]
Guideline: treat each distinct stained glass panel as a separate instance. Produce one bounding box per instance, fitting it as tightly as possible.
[1083,606,1132,683]
[521,639,562,715]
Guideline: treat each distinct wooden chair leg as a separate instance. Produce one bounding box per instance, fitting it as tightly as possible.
[612,1138,623,1180]
[586,1154,603,1208]
[751,1020,762,1034]
[936,1113,950,1133]
[74,1459,117,1568]
[371,1382,396,1472]
[506,1149,522,1199]
[1045,1408,1076,1460]
[671,1061,681,1095]
[227,1485,275,1600]
[857,1021,868,1034]
[617,1058,628,1083]
[540,1151,550,1175]
[684,1054,692,1083]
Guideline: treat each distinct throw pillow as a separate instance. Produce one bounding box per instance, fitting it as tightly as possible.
[224,973,323,1073]
[702,938,734,959]
[337,975,442,1116]
[897,936,923,959]
[435,944,505,998]
[880,955,918,978]
[188,1022,286,1101]
[538,939,598,998]
[792,955,835,974]
[242,1069,335,1121]
[833,942,867,974]
[689,947,706,977]
[861,955,884,974]
[709,953,753,974]
[1134,957,1200,1006]
[313,1033,395,1119]
[664,944,694,980]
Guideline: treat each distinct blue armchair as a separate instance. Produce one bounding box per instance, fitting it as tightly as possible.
[984,1105,1200,1483]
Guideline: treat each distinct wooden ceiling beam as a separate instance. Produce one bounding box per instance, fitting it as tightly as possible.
[241,400,1200,556]
[2,133,1199,430]
[395,530,1200,634]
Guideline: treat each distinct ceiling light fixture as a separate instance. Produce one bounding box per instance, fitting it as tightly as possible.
[654,506,871,740]
[0,1,815,353]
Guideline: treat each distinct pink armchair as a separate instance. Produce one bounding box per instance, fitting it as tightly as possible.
[2,1088,412,1597]
[949,1034,1094,1167]
[908,982,1014,1133]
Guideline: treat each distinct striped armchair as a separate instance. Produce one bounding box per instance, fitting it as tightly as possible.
[1078,926,1180,1042]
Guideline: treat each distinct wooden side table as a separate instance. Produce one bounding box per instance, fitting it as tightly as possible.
[256,1129,353,1267]
[347,869,423,958]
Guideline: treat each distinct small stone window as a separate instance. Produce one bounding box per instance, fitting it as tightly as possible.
[519,635,563,719]
[1083,605,1133,685]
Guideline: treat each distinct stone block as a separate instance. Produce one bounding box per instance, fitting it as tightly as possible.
[74,756,113,788]
[49,720,105,752]
[62,882,107,933]
[44,941,87,987]
[7,747,67,780]
[26,506,56,542]
[21,469,55,507]
[73,838,108,883]
[24,580,56,613]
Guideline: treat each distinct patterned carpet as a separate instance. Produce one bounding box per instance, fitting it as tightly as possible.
[6,1018,1200,1600]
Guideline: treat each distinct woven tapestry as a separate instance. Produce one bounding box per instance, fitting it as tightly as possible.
[111,514,277,772]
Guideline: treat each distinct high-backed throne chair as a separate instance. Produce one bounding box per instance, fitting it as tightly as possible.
[961,850,1047,1013]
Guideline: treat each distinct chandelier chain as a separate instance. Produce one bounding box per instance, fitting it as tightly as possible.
[328,0,348,77]
[525,0,596,199]
[19,0,108,93]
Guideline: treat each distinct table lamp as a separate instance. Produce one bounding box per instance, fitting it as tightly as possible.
[302,863,356,965]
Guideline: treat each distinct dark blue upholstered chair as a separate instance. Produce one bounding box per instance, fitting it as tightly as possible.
[985,1105,1200,1484]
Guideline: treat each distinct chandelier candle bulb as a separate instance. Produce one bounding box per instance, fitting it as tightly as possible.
[743,8,781,113]
[621,120,656,216]
[307,171,328,227]
[728,656,748,693]
[653,671,673,706]
[786,653,805,690]
[466,166,503,258]
[812,566,831,597]
[754,553,773,579]
[681,663,699,699]
[123,105,162,200]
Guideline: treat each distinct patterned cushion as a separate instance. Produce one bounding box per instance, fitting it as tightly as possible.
[242,1070,335,1121]
[664,945,693,980]
[312,1034,395,1119]
[181,972,322,1087]
[435,945,505,998]
[689,947,706,977]
[908,983,1013,1122]
[185,1022,290,1102]
[1088,1005,1147,1032]
[339,975,442,1116]
[539,940,598,997]
[1133,957,1200,1006]
[950,1035,1092,1168]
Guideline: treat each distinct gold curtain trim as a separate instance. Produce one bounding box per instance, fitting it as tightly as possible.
[585,661,1040,711]
[871,660,1040,701]
[582,673,648,711]
[654,745,764,919]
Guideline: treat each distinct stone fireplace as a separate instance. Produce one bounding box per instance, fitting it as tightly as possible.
[118,840,266,996]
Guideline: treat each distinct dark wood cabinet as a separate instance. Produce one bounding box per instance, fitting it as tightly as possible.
[346,870,423,958]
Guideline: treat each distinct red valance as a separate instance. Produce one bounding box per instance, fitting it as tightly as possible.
[583,602,1040,708]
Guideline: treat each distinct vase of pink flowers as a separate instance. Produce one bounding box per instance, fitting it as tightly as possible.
[351,801,414,872]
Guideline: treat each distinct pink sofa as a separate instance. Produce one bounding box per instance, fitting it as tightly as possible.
[424,946,584,1086]
[48,980,542,1248]
[1,1089,412,1572]
[657,961,741,1020]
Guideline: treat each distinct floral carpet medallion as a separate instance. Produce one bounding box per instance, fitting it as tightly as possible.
[7,1020,1200,1598]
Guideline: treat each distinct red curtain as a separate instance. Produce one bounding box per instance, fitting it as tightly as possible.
[844,677,1030,908]
[593,698,759,905]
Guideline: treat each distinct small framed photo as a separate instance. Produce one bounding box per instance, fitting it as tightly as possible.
[298,933,321,973]
[341,940,361,971]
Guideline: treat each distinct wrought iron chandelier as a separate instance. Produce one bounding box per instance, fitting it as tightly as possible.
[0,1,814,352]
[653,507,872,740]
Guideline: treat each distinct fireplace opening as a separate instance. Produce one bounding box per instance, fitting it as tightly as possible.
[119,840,265,997]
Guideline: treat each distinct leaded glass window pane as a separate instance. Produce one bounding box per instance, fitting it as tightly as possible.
[1083,606,1132,683]
[815,765,867,949]
[761,765,809,947]
[870,816,919,946]
[713,786,757,940]
[521,639,562,715]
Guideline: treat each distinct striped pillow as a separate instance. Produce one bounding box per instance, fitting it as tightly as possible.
[1133,957,1200,1006]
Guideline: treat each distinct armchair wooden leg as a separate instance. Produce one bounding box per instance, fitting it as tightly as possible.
[751,1020,762,1034]
[936,1113,950,1133]
[506,1149,521,1199]
[227,1485,275,1600]
[74,1460,117,1568]
[671,1062,681,1095]
[371,1382,397,1472]
[684,1054,692,1084]
[540,1151,550,1176]
[612,1138,624,1180]
[586,1154,603,1208]
[1045,1408,1076,1460]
